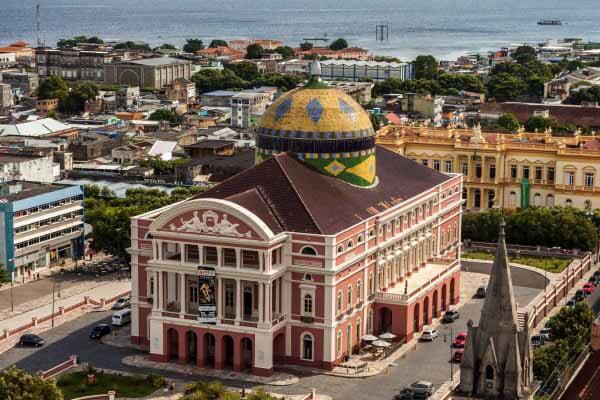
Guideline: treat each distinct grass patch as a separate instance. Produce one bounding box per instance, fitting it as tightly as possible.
[462,251,572,273]
[58,371,161,400]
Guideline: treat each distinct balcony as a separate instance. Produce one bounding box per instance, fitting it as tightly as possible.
[375,258,459,305]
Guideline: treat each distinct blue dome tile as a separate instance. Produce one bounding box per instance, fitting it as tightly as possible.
[306,98,324,124]
[275,97,292,121]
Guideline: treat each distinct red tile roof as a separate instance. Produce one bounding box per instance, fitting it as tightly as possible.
[193,147,450,234]
[480,102,600,129]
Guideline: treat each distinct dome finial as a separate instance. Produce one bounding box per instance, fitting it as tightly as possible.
[309,60,322,80]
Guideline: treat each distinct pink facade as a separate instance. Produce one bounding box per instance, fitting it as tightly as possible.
[129,173,463,376]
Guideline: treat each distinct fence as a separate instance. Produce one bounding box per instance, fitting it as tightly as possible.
[462,241,581,259]
[0,290,131,344]
[72,392,116,400]
[40,354,78,380]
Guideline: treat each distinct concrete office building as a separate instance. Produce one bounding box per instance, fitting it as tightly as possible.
[104,58,192,90]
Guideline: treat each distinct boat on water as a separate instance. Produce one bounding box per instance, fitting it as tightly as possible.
[538,19,562,25]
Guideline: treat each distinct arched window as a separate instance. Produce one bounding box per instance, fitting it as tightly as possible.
[565,198,573,207]
[509,191,517,207]
[368,229,375,238]
[301,246,317,256]
[356,318,362,343]
[347,286,352,309]
[303,294,313,314]
[357,280,362,303]
[533,193,541,207]
[546,194,554,207]
[357,234,363,243]
[302,333,313,360]
[336,331,343,357]
[485,365,494,381]
[337,245,344,254]
[347,240,353,249]
[337,291,343,314]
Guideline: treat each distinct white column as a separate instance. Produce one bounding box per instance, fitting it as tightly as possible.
[180,244,185,264]
[265,282,272,323]
[198,245,203,264]
[258,282,264,322]
[152,271,159,310]
[217,246,222,268]
[157,271,164,310]
[259,251,264,271]
[157,240,163,260]
[236,279,242,321]
[217,277,223,320]
[235,248,241,269]
[179,273,186,315]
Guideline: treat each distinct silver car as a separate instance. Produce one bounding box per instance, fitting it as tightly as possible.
[410,381,434,396]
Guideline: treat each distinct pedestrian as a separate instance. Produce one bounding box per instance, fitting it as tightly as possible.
[27,270,31,280]
[37,272,40,280]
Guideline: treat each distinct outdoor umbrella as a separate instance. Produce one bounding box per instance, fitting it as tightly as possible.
[372,340,391,348]
[379,332,397,340]
[361,334,378,341]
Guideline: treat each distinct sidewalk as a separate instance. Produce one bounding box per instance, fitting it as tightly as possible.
[121,354,300,386]
[0,279,130,332]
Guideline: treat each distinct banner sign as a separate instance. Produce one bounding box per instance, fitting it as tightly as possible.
[197,266,217,324]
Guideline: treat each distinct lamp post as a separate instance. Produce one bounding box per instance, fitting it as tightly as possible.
[51,282,61,328]
[8,258,15,313]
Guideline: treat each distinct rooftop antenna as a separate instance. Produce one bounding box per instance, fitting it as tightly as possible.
[36,0,42,47]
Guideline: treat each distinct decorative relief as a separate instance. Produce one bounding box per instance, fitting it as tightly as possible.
[169,210,252,238]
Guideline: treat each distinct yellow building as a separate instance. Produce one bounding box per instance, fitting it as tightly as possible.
[377,124,600,211]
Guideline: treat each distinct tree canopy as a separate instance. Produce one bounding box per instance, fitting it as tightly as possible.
[60,82,99,114]
[148,109,181,124]
[57,35,103,48]
[414,55,438,80]
[191,68,302,93]
[512,45,537,65]
[224,61,260,81]
[158,43,176,50]
[37,76,69,100]
[113,41,150,51]
[565,85,600,105]
[183,38,205,53]
[496,113,521,132]
[329,38,349,51]
[299,42,313,51]
[372,72,484,97]
[0,366,63,400]
[208,39,228,48]
[462,207,598,251]
[246,44,264,59]
[274,46,295,60]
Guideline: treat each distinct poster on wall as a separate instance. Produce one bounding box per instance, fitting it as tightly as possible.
[198,266,217,324]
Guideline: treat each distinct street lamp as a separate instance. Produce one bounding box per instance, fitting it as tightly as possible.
[51,282,61,328]
[8,257,15,313]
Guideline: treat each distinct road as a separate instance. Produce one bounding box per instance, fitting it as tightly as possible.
[0,284,547,400]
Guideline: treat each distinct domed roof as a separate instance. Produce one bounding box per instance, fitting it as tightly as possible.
[256,62,377,188]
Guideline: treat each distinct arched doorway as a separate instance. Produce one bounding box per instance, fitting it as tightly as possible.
[167,328,179,361]
[441,284,447,311]
[222,335,234,369]
[379,307,392,333]
[413,303,420,333]
[432,291,439,319]
[450,278,456,305]
[186,331,197,364]
[423,297,430,326]
[204,333,216,367]
[273,333,286,365]
[241,337,253,371]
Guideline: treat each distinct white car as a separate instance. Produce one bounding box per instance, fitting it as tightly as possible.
[112,296,131,310]
[421,326,439,341]
[410,381,434,395]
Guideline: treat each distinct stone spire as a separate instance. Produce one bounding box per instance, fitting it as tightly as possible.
[459,220,534,399]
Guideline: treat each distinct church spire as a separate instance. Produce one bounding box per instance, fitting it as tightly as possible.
[478,219,518,334]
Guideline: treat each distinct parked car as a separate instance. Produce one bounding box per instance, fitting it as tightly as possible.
[112,296,131,310]
[583,283,594,295]
[475,286,486,298]
[409,381,434,396]
[593,270,600,279]
[19,333,45,347]
[443,310,460,323]
[531,335,545,347]
[420,326,439,341]
[539,328,551,341]
[454,332,468,348]
[90,324,111,339]
[574,290,586,302]
[452,349,464,363]
[566,299,577,308]
[394,388,414,400]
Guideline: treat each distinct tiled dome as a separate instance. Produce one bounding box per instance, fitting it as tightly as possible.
[256,62,377,187]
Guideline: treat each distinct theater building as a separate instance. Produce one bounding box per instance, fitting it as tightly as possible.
[129,62,462,376]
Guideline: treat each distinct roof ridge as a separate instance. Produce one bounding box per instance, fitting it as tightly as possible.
[273,154,324,233]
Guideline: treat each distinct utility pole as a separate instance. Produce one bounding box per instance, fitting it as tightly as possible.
[450,325,454,381]
[36,0,41,47]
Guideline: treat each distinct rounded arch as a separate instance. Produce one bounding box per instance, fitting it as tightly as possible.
[241,337,253,371]
[413,303,420,333]
[273,332,286,365]
[221,335,235,368]
[185,330,197,364]
[300,246,317,256]
[441,284,447,311]
[378,306,393,333]
[432,290,439,319]
[118,69,141,87]
[148,198,276,241]
[450,278,456,305]
[423,296,430,326]
[204,332,216,367]
[166,328,179,361]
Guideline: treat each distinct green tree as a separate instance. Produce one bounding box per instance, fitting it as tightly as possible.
[299,42,313,51]
[565,85,600,105]
[370,112,384,130]
[487,72,527,101]
[225,61,260,81]
[183,38,205,53]
[159,43,176,50]
[274,46,295,60]
[209,39,228,48]
[191,69,246,93]
[0,266,9,284]
[414,55,438,80]
[37,76,69,100]
[148,109,181,124]
[113,41,151,51]
[246,44,264,59]
[57,35,103,48]
[329,38,349,51]
[524,115,554,132]
[250,73,303,91]
[60,82,99,114]
[0,366,63,400]
[512,45,537,65]
[497,113,521,132]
